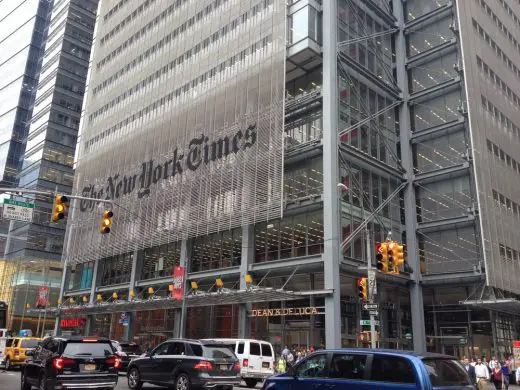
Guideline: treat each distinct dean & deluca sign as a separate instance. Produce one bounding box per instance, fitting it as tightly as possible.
[249,307,325,317]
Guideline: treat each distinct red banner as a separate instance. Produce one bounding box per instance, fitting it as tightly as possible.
[172,266,185,300]
[60,318,86,328]
[36,286,49,308]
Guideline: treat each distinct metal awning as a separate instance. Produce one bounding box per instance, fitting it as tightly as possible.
[58,287,333,317]
[460,298,520,316]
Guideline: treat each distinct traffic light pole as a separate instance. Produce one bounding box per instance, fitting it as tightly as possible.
[366,229,377,349]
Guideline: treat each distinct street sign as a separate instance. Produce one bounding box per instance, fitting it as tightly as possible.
[367,269,377,295]
[363,303,379,311]
[360,319,380,326]
[369,310,379,317]
[405,332,413,340]
[3,198,34,222]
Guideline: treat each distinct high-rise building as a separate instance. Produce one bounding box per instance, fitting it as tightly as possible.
[57,0,520,357]
[3,0,98,333]
[0,0,51,187]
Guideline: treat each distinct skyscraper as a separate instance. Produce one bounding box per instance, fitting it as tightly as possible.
[57,0,520,356]
[0,0,51,186]
[3,0,98,332]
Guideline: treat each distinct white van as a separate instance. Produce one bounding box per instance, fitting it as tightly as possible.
[203,338,275,387]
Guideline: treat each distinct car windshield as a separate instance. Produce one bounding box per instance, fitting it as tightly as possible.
[20,340,39,349]
[121,345,140,354]
[202,344,236,359]
[422,358,471,386]
[63,342,114,357]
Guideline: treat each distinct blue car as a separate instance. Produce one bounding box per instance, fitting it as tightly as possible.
[262,349,474,390]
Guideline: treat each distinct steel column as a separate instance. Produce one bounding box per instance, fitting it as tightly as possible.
[322,0,342,348]
[239,225,254,338]
[393,0,427,353]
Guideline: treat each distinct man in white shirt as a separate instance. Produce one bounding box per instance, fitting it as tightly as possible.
[475,358,490,390]
[489,356,498,370]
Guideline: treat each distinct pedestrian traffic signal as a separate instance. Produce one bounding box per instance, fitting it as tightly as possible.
[377,242,388,273]
[52,195,69,223]
[357,277,368,301]
[394,243,405,274]
[99,210,113,234]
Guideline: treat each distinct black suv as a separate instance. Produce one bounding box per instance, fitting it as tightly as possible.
[21,337,119,390]
[111,340,142,372]
[127,339,240,390]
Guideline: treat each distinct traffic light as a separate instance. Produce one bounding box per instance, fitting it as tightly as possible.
[357,277,368,301]
[52,195,69,223]
[377,242,388,273]
[99,210,113,234]
[394,243,405,274]
[387,241,396,273]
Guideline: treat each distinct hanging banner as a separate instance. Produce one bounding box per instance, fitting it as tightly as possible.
[35,286,49,309]
[172,266,185,301]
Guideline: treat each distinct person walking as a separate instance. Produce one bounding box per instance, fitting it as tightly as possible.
[501,360,511,390]
[277,355,286,374]
[475,358,490,390]
[491,363,505,390]
[462,357,476,385]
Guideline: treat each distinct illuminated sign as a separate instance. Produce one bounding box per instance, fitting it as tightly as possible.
[249,307,325,317]
[60,318,87,328]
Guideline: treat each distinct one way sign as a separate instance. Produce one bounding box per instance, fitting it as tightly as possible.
[363,303,379,311]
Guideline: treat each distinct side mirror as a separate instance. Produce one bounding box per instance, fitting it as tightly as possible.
[25,350,34,357]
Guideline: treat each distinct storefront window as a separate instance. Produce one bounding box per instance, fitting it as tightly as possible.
[140,241,181,280]
[254,211,324,263]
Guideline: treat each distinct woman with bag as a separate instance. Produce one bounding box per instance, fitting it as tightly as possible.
[492,364,505,390]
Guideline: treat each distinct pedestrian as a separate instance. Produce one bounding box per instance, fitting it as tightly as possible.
[491,363,505,390]
[286,350,294,367]
[281,345,289,359]
[277,355,286,374]
[502,360,511,390]
[462,357,476,385]
[490,356,499,370]
[475,358,490,390]
[516,365,520,385]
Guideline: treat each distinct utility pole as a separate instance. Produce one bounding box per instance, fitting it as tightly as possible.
[366,229,377,349]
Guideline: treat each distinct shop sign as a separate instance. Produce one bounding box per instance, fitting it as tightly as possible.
[35,286,49,309]
[249,307,325,317]
[513,341,520,368]
[172,266,185,301]
[61,318,87,328]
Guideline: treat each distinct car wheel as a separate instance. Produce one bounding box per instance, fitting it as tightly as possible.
[5,357,10,371]
[39,374,48,390]
[127,367,143,390]
[175,373,190,390]
[245,378,258,387]
[20,371,31,390]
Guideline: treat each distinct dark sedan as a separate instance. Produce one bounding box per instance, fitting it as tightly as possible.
[111,341,142,372]
[127,338,241,390]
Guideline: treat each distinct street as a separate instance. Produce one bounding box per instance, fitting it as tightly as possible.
[0,370,261,390]
[2,370,520,390]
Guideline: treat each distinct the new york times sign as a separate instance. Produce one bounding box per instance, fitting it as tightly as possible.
[79,124,257,212]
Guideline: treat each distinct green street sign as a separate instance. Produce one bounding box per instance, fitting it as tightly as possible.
[405,333,413,340]
[360,319,380,326]
[3,199,34,208]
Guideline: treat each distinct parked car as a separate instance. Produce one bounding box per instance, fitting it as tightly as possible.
[3,336,41,370]
[127,338,241,390]
[202,338,275,387]
[110,340,141,372]
[261,349,473,390]
[21,336,120,390]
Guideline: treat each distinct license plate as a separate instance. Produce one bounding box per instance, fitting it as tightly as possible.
[220,364,228,370]
[84,364,96,371]
[262,362,269,368]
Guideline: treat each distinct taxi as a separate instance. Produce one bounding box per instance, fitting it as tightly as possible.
[4,337,41,370]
